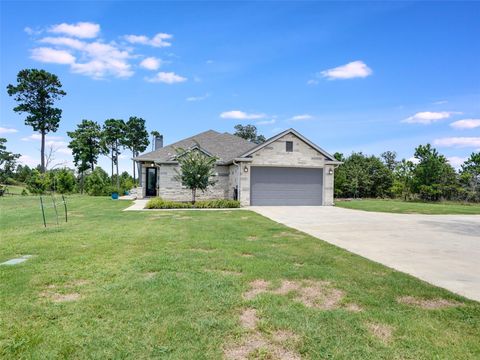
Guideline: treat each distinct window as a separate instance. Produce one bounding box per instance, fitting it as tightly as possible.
[286,141,293,152]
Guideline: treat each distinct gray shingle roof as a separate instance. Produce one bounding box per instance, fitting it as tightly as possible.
[134,130,257,164]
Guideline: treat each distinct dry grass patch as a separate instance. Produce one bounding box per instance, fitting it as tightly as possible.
[239,308,259,330]
[243,279,270,300]
[397,296,462,309]
[241,253,254,258]
[367,323,394,344]
[273,231,305,240]
[40,291,81,303]
[144,272,157,280]
[345,303,363,312]
[273,279,344,310]
[246,236,258,241]
[271,330,299,344]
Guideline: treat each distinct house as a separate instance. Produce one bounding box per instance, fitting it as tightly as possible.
[133,128,341,206]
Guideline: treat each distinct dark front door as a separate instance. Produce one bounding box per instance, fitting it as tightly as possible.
[146,167,157,197]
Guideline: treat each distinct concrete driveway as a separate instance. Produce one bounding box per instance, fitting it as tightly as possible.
[250,206,480,302]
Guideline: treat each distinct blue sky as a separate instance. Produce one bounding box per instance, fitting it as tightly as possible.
[1,1,479,173]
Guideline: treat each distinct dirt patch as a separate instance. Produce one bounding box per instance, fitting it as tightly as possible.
[397,296,461,309]
[367,323,393,343]
[345,303,363,312]
[241,253,253,258]
[225,307,301,360]
[190,248,216,253]
[243,279,270,300]
[273,280,344,310]
[273,231,304,240]
[239,308,258,330]
[40,291,81,303]
[144,272,157,280]
[271,330,299,343]
[246,236,258,241]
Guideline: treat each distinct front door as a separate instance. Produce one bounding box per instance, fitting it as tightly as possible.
[146,167,157,197]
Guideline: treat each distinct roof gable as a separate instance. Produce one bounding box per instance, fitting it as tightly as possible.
[240,128,338,162]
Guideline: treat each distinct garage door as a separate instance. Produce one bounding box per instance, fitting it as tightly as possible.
[250,167,323,206]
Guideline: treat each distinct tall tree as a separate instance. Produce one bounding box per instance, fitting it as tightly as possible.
[413,144,457,201]
[233,124,266,144]
[0,138,20,183]
[393,159,415,201]
[7,69,66,172]
[381,151,398,171]
[67,120,104,192]
[460,152,480,201]
[174,147,218,203]
[123,117,149,184]
[102,119,126,190]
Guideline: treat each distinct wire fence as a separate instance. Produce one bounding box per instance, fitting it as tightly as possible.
[39,194,68,227]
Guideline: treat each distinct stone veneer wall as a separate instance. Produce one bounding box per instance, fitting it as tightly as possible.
[158,164,230,201]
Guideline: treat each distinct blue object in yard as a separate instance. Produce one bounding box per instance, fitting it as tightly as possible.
[111,192,119,200]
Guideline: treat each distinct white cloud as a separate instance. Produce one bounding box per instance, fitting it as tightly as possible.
[433,137,480,148]
[18,155,38,167]
[407,157,420,165]
[21,134,67,148]
[256,119,276,125]
[307,79,319,86]
[320,60,372,80]
[31,47,76,64]
[220,110,266,120]
[447,156,467,169]
[146,72,187,84]
[35,37,133,79]
[0,127,18,134]
[450,119,480,129]
[57,147,72,155]
[290,114,313,121]
[49,22,100,38]
[139,57,162,70]
[433,100,448,105]
[124,33,172,47]
[402,111,454,124]
[186,93,210,102]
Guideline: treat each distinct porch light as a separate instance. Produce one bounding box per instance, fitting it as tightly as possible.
[244,166,248,173]
[328,169,333,175]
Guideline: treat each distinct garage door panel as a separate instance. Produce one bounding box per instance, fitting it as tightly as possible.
[251,167,323,206]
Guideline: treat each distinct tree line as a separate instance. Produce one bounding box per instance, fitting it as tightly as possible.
[334,146,480,202]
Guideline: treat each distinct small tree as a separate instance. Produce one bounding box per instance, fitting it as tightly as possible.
[0,138,20,183]
[233,124,266,144]
[122,116,149,184]
[174,147,217,203]
[7,69,66,172]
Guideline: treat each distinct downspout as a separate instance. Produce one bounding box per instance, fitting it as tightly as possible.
[233,160,241,202]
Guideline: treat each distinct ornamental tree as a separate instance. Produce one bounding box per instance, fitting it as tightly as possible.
[174,147,217,204]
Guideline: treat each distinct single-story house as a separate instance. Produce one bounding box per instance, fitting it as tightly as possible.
[133,128,341,206]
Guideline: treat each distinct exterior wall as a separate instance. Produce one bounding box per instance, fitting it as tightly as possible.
[158,164,230,201]
[240,133,334,206]
[228,164,240,200]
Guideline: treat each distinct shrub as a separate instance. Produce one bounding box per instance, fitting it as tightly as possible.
[54,168,76,193]
[194,199,240,208]
[145,198,240,209]
[84,167,110,196]
[26,170,50,194]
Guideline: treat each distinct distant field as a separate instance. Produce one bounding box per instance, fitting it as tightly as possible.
[0,184,28,196]
[335,199,480,215]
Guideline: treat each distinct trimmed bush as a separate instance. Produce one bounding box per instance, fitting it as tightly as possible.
[145,198,240,209]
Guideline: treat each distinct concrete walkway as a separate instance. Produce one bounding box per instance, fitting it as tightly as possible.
[250,206,480,302]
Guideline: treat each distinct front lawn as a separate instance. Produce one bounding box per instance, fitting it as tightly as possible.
[336,199,480,215]
[1,196,479,358]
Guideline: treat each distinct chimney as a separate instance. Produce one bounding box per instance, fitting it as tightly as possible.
[154,134,163,150]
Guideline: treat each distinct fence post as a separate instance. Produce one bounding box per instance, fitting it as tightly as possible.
[40,196,47,227]
[62,194,68,223]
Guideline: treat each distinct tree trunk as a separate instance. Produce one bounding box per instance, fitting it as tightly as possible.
[132,150,136,184]
[80,171,84,194]
[116,141,120,190]
[192,188,196,204]
[111,148,114,186]
[40,131,46,173]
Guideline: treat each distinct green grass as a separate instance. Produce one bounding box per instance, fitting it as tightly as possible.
[0,184,28,196]
[336,199,480,215]
[1,196,479,359]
